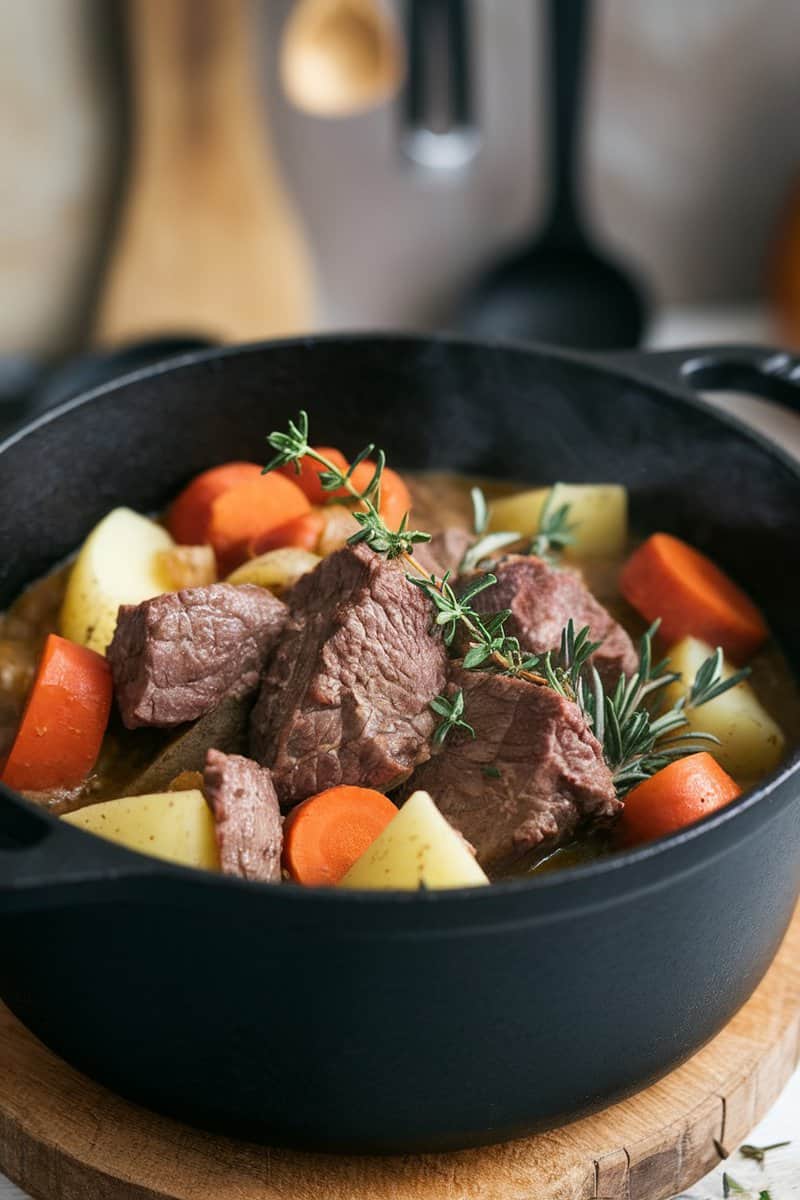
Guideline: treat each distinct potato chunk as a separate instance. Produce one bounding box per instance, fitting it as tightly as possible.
[666,636,785,782]
[60,508,174,653]
[63,790,219,871]
[489,483,628,559]
[226,547,319,596]
[339,790,489,890]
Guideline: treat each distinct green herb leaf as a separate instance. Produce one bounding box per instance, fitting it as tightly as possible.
[529,486,577,562]
[431,689,475,745]
[740,1140,790,1168]
[689,646,751,708]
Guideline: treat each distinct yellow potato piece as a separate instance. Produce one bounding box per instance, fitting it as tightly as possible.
[63,790,219,871]
[60,507,175,653]
[340,790,489,890]
[489,483,628,559]
[666,636,785,782]
[156,544,217,589]
[226,547,320,596]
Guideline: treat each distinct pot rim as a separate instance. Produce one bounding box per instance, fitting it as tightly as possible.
[2,330,798,908]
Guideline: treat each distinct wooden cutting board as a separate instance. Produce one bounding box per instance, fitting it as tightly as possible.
[1,905,799,1200]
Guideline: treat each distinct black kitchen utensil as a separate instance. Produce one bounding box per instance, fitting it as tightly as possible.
[0,337,214,442]
[400,0,479,170]
[458,0,647,347]
[1,335,799,1153]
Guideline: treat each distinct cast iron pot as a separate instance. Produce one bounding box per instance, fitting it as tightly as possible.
[1,335,799,1153]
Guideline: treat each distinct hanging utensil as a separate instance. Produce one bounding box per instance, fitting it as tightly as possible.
[400,0,480,171]
[280,0,403,119]
[457,0,646,348]
[94,0,315,345]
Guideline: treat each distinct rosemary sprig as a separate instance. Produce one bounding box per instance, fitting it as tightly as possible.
[544,620,750,797]
[529,487,577,561]
[430,689,475,745]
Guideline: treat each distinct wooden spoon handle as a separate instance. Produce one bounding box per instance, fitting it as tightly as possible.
[94,0,315,346]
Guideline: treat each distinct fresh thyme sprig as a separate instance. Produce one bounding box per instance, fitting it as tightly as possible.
[459,487,522,573]
[544,619,751,796]
[529,487,577,561]
[264,416,547,697]
[458,484,577,573]
[265,412,430,559]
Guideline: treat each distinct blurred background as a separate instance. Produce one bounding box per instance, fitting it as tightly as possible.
[2,0,800,391]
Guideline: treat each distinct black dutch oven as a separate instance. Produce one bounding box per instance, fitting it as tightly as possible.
[1,335,799,1153]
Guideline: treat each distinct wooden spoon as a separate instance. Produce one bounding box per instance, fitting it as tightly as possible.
[280,0,403,118]
[770,174,800,348]
[94,0,315,346]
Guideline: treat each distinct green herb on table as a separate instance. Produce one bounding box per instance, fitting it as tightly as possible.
[740,1140,790,1168]
[723,1173,748,1196]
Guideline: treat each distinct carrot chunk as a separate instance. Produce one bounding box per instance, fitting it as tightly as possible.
[208,474,311,573]
[620,533,768,663]
[1,634,112,791]
[618,752,741,847]
[167,462,262,545]
[249,509,326,557]
[283,785,398,886]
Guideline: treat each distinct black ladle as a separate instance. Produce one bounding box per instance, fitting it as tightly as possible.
[458,0,647,349]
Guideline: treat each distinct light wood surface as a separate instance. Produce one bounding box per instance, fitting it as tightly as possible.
[93,0,315,345]
[1,905,799,1200]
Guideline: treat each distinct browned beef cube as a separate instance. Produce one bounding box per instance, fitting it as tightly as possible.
[108,584,287,729]
[414,528,474,577]
[409,667,619,873]
[250,543,448,806]
[203,749,283,883]
[464,555,638,687]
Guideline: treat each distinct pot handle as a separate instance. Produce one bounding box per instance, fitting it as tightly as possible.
[604,344,800,412]
[0,787,157,913]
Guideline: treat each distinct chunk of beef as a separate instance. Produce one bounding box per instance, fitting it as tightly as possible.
[464,555,638,687]
[109,584,287,729]
[203,749,283,882]
[408,667,619,872]
[414,528,474,577]
[250,542,447,805]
